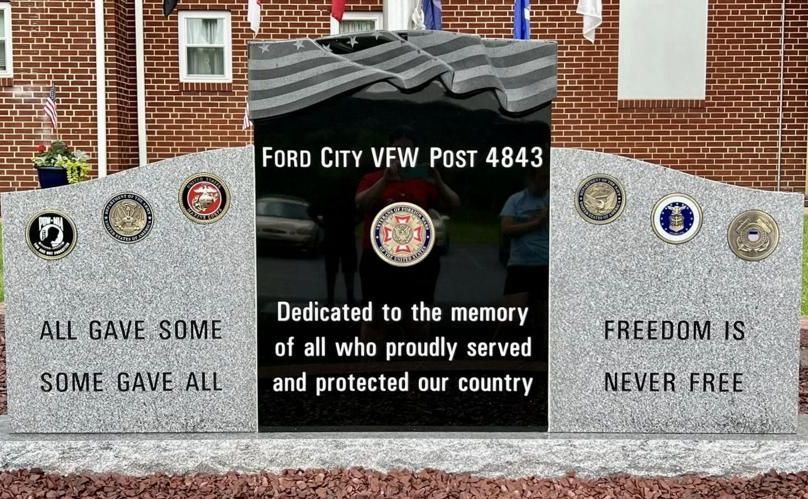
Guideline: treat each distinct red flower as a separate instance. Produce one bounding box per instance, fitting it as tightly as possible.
[35,143,47,154]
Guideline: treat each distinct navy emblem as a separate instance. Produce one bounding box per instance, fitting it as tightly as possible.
[371,202,435,267]
[575,174,625,224]
[180,173,230,224]
[26,210,77,260]
[103,193,154,243]
[652,193,702,244]
[727,210,779,261]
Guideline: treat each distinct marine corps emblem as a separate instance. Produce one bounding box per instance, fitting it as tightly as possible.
[26,210,77,260]
[727,210,780,261]
[652,193,702,244]
[575,174,625,224]
[103,193,153,243]
[371,202,434,267]
[179,173,230,224]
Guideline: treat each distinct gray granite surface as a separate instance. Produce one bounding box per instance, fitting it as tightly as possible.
[549,149,803,433]
[3,415,808,477]
[1,148,257,433]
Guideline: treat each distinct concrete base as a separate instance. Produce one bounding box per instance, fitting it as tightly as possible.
[4,416,808,478]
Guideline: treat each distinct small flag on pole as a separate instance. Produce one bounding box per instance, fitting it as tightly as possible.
[577,0,603,43]
[514,0,531,40]
[248,0,262,35]
[331,0,346,22]
[423,0,442,30]
[44,84,58,130]
[242,100,252,130]
[163,0,179,16]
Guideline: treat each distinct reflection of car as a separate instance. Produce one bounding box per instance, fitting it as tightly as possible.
[256,196,322,253]
[429,209,450,255]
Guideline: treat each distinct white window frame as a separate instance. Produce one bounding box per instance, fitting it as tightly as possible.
[330,11,384,35]
[178,11,232,83]
[0,3,13,78]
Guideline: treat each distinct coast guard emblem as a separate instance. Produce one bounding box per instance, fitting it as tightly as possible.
[727,210,779,261]
[371,202,434,267]
[26,210,77,260]
[575,174,625,224]
[180,173,230,224]
[652,193,702,244]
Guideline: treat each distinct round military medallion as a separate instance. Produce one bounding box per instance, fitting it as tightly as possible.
[371,202,435,267]
[103,192,154,243]
[575,174,626,224]
[652,193,702,244]
[26,210,77,260]
[179,173,230,224]
[727,210,780,261]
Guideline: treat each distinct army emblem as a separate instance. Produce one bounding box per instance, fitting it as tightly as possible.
[371,202,434,267]
[727,210,780,261]
[103,193,153,243]
[26,210,77,260]
[180,173,230,224]
[652,193,702,244]
[575,174,625,224]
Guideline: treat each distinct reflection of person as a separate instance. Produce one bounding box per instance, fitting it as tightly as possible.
[308,174,359,306]
[499,168,549,340]
[355,127,460,339]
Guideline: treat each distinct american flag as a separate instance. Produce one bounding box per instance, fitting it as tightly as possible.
[242,100,252,130]
[44,85,58,130]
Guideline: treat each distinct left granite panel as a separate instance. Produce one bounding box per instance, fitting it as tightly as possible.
[1,147,257,433]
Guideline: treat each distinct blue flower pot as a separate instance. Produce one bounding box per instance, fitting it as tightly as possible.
[36,167,69,189]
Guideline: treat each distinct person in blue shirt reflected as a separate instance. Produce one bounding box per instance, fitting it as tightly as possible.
[499,168,549,345]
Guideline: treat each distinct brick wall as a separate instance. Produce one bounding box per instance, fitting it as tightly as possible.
[0,0,100,190]
[0,0,805,191]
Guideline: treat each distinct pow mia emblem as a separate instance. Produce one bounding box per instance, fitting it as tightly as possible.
[575,174,625,224]
[727,210,780,261]
[652,193,703,244]
[179,173,230,224]
[103,193,153,243]
[371,202,434,267]
[26,211,77,260]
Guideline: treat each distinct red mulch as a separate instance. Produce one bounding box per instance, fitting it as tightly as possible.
[2,468,808,499]
[1,316,808,495]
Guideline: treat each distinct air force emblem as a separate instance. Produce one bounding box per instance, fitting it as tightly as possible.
[652,193,702,244]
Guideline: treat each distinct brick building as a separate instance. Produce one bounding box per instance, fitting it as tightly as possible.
[0,0,805,191]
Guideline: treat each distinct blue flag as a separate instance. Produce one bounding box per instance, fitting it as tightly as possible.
[514,0,531,39]
[423,0,442,30]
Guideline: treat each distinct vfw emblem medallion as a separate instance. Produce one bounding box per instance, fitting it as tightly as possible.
[180,173,230,224]
[26,211,77,260]
[652,193,702,244]
[371,202,435,267]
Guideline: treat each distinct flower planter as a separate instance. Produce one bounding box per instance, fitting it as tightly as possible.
[36,166,69,189]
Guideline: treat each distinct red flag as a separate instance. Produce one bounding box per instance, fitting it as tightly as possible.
[331,0,346,22]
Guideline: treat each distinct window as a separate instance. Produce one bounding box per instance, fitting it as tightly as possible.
[618,0,708,100]
[0,3,13,77]
[330,12,384,35]
[178,11,232,83]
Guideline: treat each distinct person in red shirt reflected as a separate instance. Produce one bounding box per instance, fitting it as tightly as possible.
[355,127,461,340]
